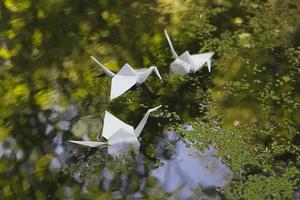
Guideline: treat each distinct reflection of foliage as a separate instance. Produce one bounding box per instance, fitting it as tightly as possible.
[64,149,168,199]
[179,120,299,199]
[178,0,300,126]
[232,167,298,200]
[0,0,169,198]
[1,0,300,199]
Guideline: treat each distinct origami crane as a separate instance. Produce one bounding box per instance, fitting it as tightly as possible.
[91,56,162,100]
[164,29,214,75]
[69,105,161,156]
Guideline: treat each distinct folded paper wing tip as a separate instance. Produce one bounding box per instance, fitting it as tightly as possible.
[68,140,106,147]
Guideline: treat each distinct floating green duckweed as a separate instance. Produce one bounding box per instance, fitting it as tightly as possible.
[178,120,299,199]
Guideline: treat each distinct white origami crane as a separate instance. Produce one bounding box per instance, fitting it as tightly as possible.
[69,105,161,156]
[91,56,162,100]
[164,29,214,75]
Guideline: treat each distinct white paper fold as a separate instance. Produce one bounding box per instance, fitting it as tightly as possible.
[69,105,161,156]
[91,56,162,100]
[164,30,214,75]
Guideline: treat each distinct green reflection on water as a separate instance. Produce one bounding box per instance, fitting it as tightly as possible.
[1,0,300,199]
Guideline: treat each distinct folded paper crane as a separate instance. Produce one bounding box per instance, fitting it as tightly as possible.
[164,29,214,75]
[69,105,161,156]
[91,56,162,100]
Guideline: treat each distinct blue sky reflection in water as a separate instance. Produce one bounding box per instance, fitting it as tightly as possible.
[152,132,232,199]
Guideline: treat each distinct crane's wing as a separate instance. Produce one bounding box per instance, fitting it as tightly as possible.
[90,56,116,77]
[110,75,137,100]
[68,140,106,147]
[164,29,178,59]
[190,52,214,72]
[179,51,194,65]
[102,111,134,140]
[134,68,147,73]
[117,63,137,76]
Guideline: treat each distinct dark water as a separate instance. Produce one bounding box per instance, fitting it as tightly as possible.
[1,1,299,199]
[0,1,230,199]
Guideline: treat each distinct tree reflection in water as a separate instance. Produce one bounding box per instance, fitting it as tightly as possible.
[1,0,300,199]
